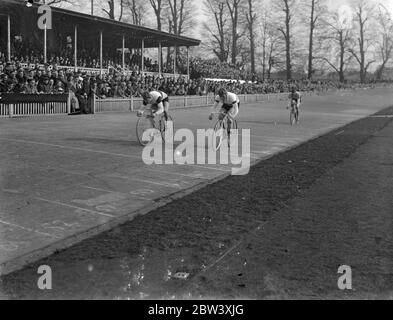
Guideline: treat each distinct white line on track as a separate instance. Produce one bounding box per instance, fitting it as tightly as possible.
[35,198,115,218]
[0,219,58,238]
[143,167,211,180]
[101,174,183,189]
[0,138,140,159]
[186,164,232,172]
[83,186,153,201]
[370,115,393,118]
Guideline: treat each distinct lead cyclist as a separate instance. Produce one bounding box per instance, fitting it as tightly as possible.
[137,90,170,121]
[209,88,240,123]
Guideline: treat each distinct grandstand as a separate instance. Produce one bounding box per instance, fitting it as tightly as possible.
[0,0,200,77]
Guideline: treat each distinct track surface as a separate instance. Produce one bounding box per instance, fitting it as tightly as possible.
[1,88,393,296]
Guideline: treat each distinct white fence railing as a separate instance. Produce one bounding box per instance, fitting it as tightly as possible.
[94,92,293,114]
[1,85,389,118]
[0,94,70,118]
[0,101,69,118]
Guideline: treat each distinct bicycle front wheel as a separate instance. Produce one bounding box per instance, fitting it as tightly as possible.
[290,110,296,126]
[160,115,174,142]
[136,117,156,146]
[228,119,238,148]
[213,120,226,151]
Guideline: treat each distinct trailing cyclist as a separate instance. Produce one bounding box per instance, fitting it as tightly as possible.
[288,86,301,122]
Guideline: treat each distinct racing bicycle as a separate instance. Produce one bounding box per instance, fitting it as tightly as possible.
[136,110,174,146]
[289,100,299,126]
[211,112,238,151]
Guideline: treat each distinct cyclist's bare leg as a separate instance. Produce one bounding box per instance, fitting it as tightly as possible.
[227,104,239,127]
[163,101,170,121]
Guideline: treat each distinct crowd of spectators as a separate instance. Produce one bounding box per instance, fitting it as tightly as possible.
[2,49,391,111]
[6,41,172,74]
[188,58,257,81]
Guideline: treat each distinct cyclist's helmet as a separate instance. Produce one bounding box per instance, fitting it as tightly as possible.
[142,91,151,105]
[218,88,227,98]
[142,91,151,100]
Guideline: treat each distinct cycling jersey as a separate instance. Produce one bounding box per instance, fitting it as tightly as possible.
[289,92,301,102]
[212,91,240,119]
[144,91,169,106]
[214,92,240,107]
[142,90,170,118]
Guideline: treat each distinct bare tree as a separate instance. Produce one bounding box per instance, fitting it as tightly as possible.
[305,0,325,80]
[148,0,164,30]
[226,0,245,65]
[257,8,281,80]
[375,4,393,80]
[102,0,125,21]
[275,0,296,80]
[203,0,230,62]
[166,0,193,35]
[246,0,256,74]
[349,1,376,83]
[318,10,353,82]
[125,0,146,26]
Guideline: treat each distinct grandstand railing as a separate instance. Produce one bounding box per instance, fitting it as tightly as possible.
[0,94,69,117]
[18,63,189,79]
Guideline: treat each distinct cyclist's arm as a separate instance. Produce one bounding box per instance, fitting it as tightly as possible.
[155,102,165,115]
[211,100,223,115]
[230,102,239,118]
[137,99,151,116]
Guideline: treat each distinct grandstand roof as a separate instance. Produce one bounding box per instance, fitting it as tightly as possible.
[0,0,201,49]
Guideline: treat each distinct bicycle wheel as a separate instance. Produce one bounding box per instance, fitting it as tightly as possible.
[213,119,226,151]
[160,115,174,142]
[290,109,296,126]
[136,116,156,146]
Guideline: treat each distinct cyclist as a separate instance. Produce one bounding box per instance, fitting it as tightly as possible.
[137,90,169,121]
[288,86,301,120]
[209,88,240,122]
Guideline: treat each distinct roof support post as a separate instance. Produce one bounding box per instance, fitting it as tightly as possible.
[100,31,103,75]
[187,46,190,80]
[7,15,11,62]
[173,45,177,78]
[122,34,125,72]
[158,42,162,76]
[74,25,78,72]
[44,23,47,64]
[141,38,145,73]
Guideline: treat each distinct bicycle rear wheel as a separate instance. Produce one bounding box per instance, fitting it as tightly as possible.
[136,117,156,146]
